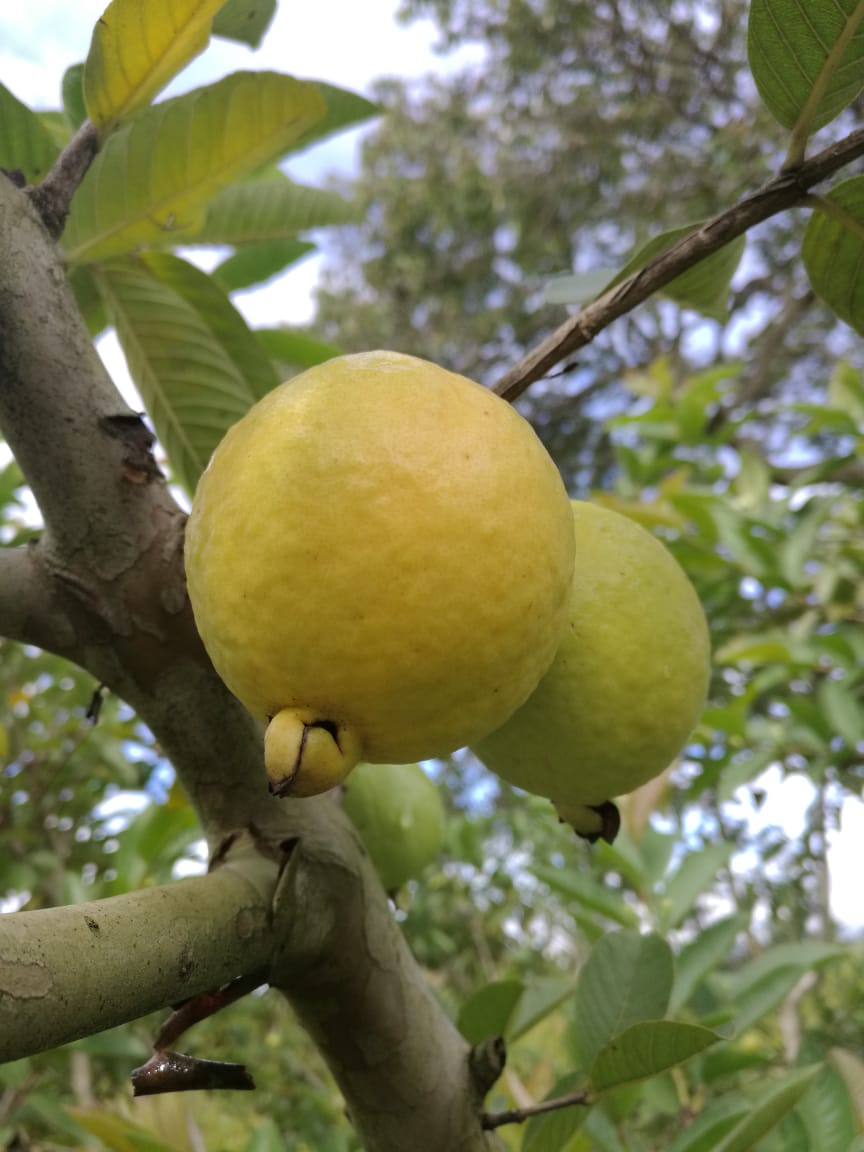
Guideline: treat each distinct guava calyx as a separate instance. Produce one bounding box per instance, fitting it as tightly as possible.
[265,708,362,798]
[554,798,621,845]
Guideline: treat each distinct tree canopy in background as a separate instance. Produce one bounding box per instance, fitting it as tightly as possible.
[1,1,864,1151]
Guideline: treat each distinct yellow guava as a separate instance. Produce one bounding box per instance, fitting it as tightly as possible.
[184,351,575,797]
[342,762,444,892]
[472,501,711,842]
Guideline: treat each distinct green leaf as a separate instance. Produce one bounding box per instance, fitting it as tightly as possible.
[829,1047,864,1129]
[590,1021,720,1093]
[818,676,864,746]
[795,1065,856,1152]
[0,81,60,183]
[609,225,745,321]
[532,864,640,930]
[186,175,360,245]
[140,252,279,399]
[573,932,673,1070]
[803,176,864,335]
[62,64,88,132]
[659,842,735,929]
[543,269,618,305]
[63,72,326,264]
[458,979,524,1045]
[244,1119,285,1152]
[97,261,258,492]
[213,239,316,293]
[669,1100,752,1152]
[729,967,809,1037]
[828,359,864,421]
[714,635,791,666]
[69,1108,178,1152]
[68,266,109,339]
[83,0,226,134]
[730,940,847,995]
[710,1065,823,1152]
[747,0,864,135]
[507,977,576,1042]
[780,500,833,587]
[293,82,380,153]
[670,915,744,1013]
[521,1071,589,1152]
[213,0,277,46]
[256,327,342,372]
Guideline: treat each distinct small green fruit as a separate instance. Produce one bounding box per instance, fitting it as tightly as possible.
[342,762,444,892]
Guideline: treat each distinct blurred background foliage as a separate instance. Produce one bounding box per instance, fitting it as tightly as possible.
[2,0,864,1149]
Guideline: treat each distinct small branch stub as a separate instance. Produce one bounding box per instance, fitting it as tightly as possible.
[131,971,267,1096]
[131,1051,255,1096]
[26,121,99,238]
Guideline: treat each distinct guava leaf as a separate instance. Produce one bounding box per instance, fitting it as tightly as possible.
[803,177,864,336]
[0,81,59,183]
[747,0,864,134]
[213,240,316,293]
[590,1021,720,1092]
[84,0,226,134]
[213,0,277,46]
[63,72,326,264]
[96,260,258,492]
[572,932,673,1070]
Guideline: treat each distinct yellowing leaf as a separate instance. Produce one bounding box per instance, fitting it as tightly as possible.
[64,72,326,264]
[84,0,226,134]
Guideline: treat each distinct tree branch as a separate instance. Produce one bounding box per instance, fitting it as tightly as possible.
[0,858,276,1062]
[493,126,864,401]
[26,121,99,239]
[0,545,76,651]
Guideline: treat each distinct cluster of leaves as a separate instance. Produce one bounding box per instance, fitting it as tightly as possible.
[0,0,371,494]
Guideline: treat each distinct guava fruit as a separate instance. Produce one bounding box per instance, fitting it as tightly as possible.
[473,501,711,842]
[184,351,575,797]
[342,762,443,892]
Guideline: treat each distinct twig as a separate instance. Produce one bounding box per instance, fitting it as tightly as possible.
[154,972,267,1051]
[27,120,99,239]
[494,125,864,402]
[482,1086,592,1130]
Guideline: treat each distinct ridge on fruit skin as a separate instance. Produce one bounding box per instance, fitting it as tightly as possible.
[184,349,577,797]
[473,500,711,843]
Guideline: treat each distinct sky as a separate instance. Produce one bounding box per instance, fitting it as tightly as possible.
[2,2,863,931]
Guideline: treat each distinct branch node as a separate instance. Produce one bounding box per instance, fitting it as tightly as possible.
[98,413,162,485]
[26,121,99,239]
[469,1035,507,1100]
